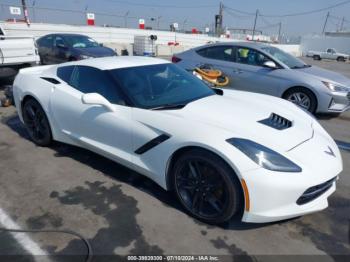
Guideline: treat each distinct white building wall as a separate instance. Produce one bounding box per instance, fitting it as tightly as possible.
[301,35,350,55]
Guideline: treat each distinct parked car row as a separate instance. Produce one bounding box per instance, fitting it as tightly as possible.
[0,28,117,82]
[7,35,349,225]
[173,42,350,114]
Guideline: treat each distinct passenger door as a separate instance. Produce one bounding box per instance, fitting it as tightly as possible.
[50,65,133,165]
[325,49,335,60]
[228,46,286,96]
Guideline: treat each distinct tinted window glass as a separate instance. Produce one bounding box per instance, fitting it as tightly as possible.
[69,66,124,105]
[38,36,53,48]
[57,66,74,83]
[65,35,99,48]
[54,36,66,47]
[109,63,214,109]
[236,47,270,66]
[261,46,307,68]
[197,46,235,62]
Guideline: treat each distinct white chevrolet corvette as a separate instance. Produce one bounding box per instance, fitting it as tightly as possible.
[13,57,342,224]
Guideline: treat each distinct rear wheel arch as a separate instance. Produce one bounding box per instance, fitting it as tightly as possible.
[21,95,54,140]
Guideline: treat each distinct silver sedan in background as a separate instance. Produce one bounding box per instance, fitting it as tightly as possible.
[173,42,350,114]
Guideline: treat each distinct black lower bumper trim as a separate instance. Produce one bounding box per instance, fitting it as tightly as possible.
[296,177,337,205]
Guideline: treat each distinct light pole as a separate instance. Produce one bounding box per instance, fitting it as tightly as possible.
[157,16,162,30]
[124,11,129,28]
[32,0,36,23]
[322,12,330,34]
[182,18,187,33]
[252,9,259,41]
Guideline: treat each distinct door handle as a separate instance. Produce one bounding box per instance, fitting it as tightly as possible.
[233,69,243,74]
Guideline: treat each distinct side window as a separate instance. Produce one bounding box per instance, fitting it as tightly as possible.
[236,47,270,67]
[69,66,125,105]
[57,66,74,83]
[196,46,235,62]
[54,36,66,47]
[38,36,53,48]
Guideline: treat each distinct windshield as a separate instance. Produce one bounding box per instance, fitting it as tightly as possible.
[261,46,308,69]
[109,63,215,109]
[65,35,99,48]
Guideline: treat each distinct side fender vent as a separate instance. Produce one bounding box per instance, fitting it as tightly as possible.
[41,77,61,84]
[258,113,292,130]
[135,134,170,154]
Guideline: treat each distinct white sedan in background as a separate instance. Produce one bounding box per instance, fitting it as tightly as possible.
[13,57,342,224]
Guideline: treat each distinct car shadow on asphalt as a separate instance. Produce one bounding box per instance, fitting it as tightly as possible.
[315,113,341,120]
[3,114,280,231]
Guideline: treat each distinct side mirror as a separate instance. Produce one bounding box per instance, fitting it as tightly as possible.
[81,93,115,112]
[57,43,67,49]
[263,61,278,69]
[99,43,104,47]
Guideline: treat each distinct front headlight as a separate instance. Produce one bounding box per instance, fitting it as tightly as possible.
[80,55,93,60]
[322,81,349,93]
[227,138,302,172]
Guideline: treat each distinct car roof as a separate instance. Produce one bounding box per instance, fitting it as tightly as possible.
[39,33,91,39]
[194,41,271,50]
[57,56,170,70]
[58,33,91,38]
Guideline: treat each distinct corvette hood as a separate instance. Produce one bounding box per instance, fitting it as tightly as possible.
[171,91,314,152]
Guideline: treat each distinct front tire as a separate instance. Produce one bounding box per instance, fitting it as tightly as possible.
[283,87,317,113]
[22,98,52,146]
[172,149,243,224]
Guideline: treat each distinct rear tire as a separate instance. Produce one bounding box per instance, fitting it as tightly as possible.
[22,98,52,146]
[283,87,317,113]
[313,55,321,61]
[337,57,345,62]
[172,149,243,224]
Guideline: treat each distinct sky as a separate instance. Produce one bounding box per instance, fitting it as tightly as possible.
[0,0,350,36]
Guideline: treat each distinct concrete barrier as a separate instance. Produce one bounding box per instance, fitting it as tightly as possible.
[1,22,301,57]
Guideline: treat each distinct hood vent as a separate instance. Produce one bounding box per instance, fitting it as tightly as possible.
[258,113,292,130]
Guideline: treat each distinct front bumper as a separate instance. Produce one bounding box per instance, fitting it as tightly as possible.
[320,91,350,113]
[241,130,342,223]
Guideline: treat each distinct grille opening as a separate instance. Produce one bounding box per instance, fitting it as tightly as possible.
[258,113,292,130]
[296,177,336,205]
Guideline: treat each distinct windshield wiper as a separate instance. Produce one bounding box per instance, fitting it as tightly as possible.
[291,64,312,69]
[151,103,187,110]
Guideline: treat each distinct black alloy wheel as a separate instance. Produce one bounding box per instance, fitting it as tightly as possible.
[22,98,52,146]
[172,149,242,224]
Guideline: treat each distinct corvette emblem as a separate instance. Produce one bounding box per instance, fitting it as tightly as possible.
[324,146,336,157]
